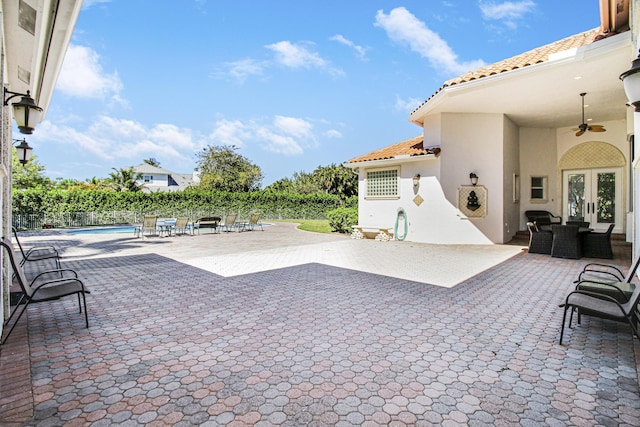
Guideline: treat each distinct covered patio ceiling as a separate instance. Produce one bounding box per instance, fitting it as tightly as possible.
[410,32,633,130]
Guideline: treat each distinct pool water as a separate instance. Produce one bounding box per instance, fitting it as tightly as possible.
[68,226,137,235]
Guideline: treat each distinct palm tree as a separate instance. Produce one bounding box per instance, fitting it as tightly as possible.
[143,158,161,167]
[108,167,144,192]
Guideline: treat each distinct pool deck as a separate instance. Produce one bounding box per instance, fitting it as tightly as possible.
[1,223,639,426]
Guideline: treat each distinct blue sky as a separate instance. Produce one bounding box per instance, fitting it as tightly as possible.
[29,0,601,186]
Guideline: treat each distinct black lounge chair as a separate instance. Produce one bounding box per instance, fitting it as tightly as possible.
[12,227,61,270]
[526,222,552,254]
[559,278,640,345]
[0,237,89,345]
[582,223,615,259]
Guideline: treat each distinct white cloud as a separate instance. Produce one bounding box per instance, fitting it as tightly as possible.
[208,115,331,156]
[37,116,198,162]
[374,7,485,75]
[395,95,423,113]
[479,1,535,29]
[266,41,344,76]
[255,128,304,156]
[221,58,266,82]
[266,41,326,68]
[325,129,343,139]
[330,35,369,60]
[209,119,252,147]
[274,116,313,138]
[56,45,125,103]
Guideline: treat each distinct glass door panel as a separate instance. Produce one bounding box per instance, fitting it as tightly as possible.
[563,168,622,233]
[596,172,615,224]
[566,173,586,221]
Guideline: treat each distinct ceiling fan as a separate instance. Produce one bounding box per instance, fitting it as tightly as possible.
[573,92,606,136]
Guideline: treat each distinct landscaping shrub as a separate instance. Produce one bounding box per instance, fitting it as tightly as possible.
[326,206,358,233]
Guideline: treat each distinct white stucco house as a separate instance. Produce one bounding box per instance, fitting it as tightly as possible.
[132,164,199,193]
[345,0,638,246]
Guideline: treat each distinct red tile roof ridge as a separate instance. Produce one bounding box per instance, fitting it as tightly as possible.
[347,135,440,164]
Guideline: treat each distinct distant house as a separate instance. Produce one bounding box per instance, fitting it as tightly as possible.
[132,164,199,193]
[345,2,635,245]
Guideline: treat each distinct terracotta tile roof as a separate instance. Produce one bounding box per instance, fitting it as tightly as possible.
[346,135,440,164]
[410,27,619,116]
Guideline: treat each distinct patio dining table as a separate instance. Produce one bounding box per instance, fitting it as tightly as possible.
[546,224,593,259]
[157,218,176,237]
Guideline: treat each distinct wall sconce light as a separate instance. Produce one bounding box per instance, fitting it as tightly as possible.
[413,173,420,187]
[620,50,640,111]
[4,88,43,134]
[13,138,33,165]
[469,172,479,186]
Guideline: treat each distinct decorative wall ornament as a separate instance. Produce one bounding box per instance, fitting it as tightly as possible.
[459,186,487,218]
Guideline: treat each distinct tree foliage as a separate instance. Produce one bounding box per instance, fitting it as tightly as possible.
[265,163,357,201]
[107,167,144,192]
[195,145,263,192]
[11,149,53,191]
[144,158,160,167]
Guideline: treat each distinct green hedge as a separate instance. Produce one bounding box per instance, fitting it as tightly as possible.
[13,189,358,221]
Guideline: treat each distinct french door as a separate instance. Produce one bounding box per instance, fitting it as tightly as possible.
[562,168,622,233]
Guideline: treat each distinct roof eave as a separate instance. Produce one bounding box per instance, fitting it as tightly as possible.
[343,153,438,169]
[409,30,632,126]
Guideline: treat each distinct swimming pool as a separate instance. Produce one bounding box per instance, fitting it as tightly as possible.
[67,226,137,235]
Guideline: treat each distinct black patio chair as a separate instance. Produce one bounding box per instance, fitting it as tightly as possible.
[12,227,61,270]
[559,279,640,345]
[0,238,89,345]
[526,222,552,254]
[582,223,615,259]
[551,224,582,259]
[525,210,562,227]
[574,251,640,284]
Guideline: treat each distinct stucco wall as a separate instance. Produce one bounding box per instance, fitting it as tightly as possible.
[519,127,558,230]
[502,116,520,241]
[356,157,493,244]
[440,112,507,243]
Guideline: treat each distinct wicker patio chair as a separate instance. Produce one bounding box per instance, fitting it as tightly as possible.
[525,210,562,227]
[526,222,552,254]
[582,223,615,259]
[559,278,640,345]
[551,224,582,259]
[0,238,89,345]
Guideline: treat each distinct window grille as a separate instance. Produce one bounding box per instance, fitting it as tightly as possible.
[366,168,398,198]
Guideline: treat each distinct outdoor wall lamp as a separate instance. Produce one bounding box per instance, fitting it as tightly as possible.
[620,50,640,112]
[13,138,33,165]
[3,88,43,134]
[413,174,420,187]
[469,172,479,186]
